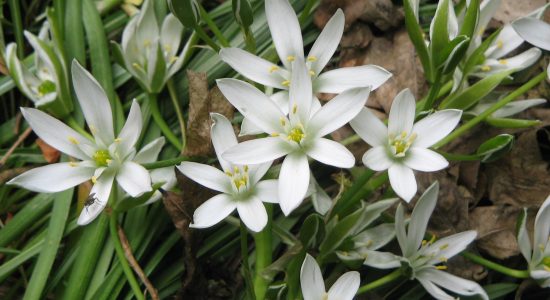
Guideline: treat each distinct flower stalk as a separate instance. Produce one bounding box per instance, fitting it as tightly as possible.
[148,92,183,151]
[253,204,273,300]
[357,269,403,295]
[461,251,530,279]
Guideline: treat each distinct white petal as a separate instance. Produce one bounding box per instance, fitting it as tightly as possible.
[8,162,94,192]
[327,271,360,300]
[143,167,177,205]
[237,197,268,232]
[289,58,312,124]
[533,195,550,262]
[160,14,183,58]
[412,109,462,148]
[78,171,115,226]
[20,108,91,160]
[354,223,396,250]
[136,0,160,45]
[71,61,114,146]
[517,208,532,262]
[417,269,489,300]
[417,276,456,300]
[362,146,393,171]
[219,48,286,89]
[279,153,310,215]
[308,9,344,75]
[210,113,238,172]
[217,79,286,134]
[425,231,477,265]
[222,137,290,165]
[388,164,417,202]
[363,250,402,269]
[395,204,409,256]
[350,107,388,147]
[177,162,230,193]
[265,0,303,69]
[495,48,542,72]
[406,181,438,256]
[306,138,355,168]
[512,17,550,51]
[485,24,523,59]
[477,0,501,39]
[116,161,152,197]
[190,194,236,229]
[117,100,143,158]
[248,162,273,185]
[309,87,371,138]
[239,117,264,136]
[271,90,291,115]
[388,89,416,136]
[255,179,279,203]
[314,65,392,93]
[300,254,326,300]
[492,98,546,118]
[404,148,448,172]
[134,137,165,163]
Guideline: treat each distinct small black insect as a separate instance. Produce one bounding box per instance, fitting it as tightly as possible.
[84,193,102,213]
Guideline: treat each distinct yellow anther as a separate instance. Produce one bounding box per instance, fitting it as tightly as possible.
[164,44,172,52]
[225,171,232,176]
[89,126,97,134]
[244,165,249,172]
[545,265,550,272]
[234,166,240,173]
[271,133,280,137]
[280,117,286,126]
[309,70,315,76]
[439,257,448,262]
[69,162,78,167]
[169,56,178,63]
[282,80,291,86]
[287,55,295,62]
[366,240,373,247]
[292,104,298,114]
[106,159,112,164]
[91,176,97,184]
[114,138,122,143]
[429,235,437,244]
[422,240,428,246]
[132,63,144,71]
[400,131,407,138]
[496,40,503,49]
[269,65,280,73]
[481,65,491,72]
[143,40,151,47]
[68,137,80,145]
[439,244,449,250]
[477,26,485,36]
[498,59,508,65]
[435,265,448,270]
[307,56,317,62]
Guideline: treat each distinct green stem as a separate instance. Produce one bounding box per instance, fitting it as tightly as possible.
[199,4,230,47]
[148,92,183,151]
[66,116,94,140]
[330,169,375,218]
[110,212,145,300]
[253,205,272,300]
[167,79,187,152]
[434,71,547,148]
[240,222,255,299]
[194,25,221,52]
[7,0,25,58]
[422,76,442,111]
[461,251,530,279]
[357,269,403,294]
[416,80,453,111]
[142,156,190,169]
[181,31,199,67]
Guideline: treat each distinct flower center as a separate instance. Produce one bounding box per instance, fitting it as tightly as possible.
[93,149,112,167]
[226,165,250,193]
[287,126,306,143]
[37,80,56,97]
[389,131,417,157]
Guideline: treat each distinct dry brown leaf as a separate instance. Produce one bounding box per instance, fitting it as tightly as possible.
[36,138,61,163]
[185,70,212,157]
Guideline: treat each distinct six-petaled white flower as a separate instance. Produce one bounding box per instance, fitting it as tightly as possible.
[363,182,489,300]
[301,253,360,300]
[517,194,550,288]
[177,113,278,232]
[350,89,461,202]
[8,61,153,225]
[218,58,370,215]
[219,0,391,135]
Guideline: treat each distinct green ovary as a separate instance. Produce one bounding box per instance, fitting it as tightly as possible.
[287,127,305,143]
[37,80,56,97]
[93,150,112,167]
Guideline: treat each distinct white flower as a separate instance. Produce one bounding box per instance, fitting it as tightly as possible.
[218,59,370,215]
[363,182,488,300]
[219,0,391,134]
[6,23,69,109]
[517,194,550,288]
[8,61,152,225]
[114,0,184,92]
[350,89,461,202]
[467,96,546,118]
[512,16,550,51]
[300,253,360,300]
[468,0,545,77]
[176,113,278,232]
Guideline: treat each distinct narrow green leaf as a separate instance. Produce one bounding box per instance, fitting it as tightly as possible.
[484,283,519,299]
[403,0,432,82]
[485,117,541,128]
[459,0,480,38]
[442,35,469,74]
[440,70,513,110]
[476,134,514,163]
[430,0,451,67]
[0,240,43,280]
[64,0,86,65]
[23,188,73,300]
[298,214,322,249]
